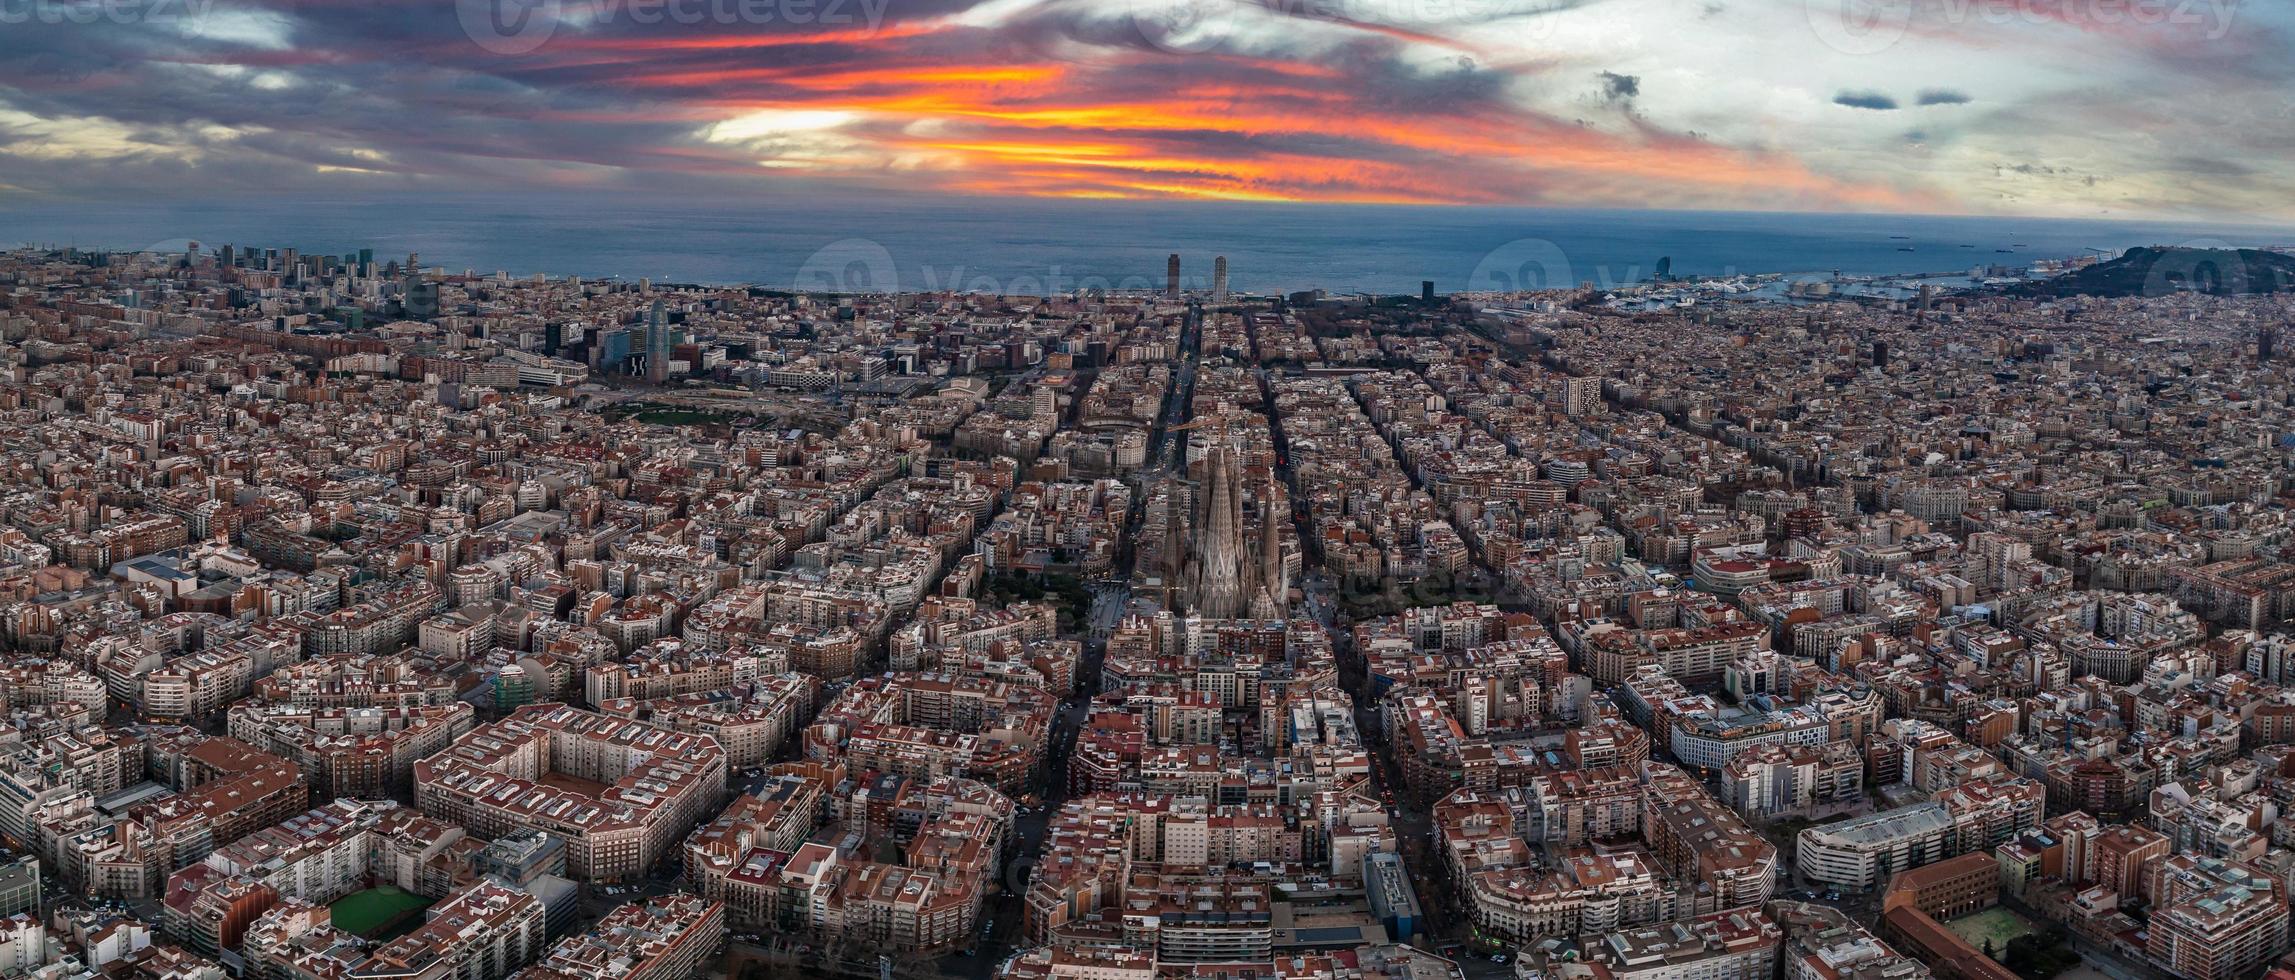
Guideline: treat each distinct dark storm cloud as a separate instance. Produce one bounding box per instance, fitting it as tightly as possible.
[1833,91,1899,110]
[1916,89,1971,106]
[1599,71,1638,102]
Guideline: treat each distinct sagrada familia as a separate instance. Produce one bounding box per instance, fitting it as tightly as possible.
[1162,444,1288,620]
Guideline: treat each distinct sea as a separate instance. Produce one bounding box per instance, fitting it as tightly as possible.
[6,193,2292,295]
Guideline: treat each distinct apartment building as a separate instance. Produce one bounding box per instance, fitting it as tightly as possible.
[414,704,726,881]
[514,894,723,980]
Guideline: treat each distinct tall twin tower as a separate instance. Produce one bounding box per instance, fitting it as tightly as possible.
[1165,254,1230,302]
[1167,445,1286,620]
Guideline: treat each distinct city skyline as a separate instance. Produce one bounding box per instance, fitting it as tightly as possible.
[6,0,2295,976]
[3,0,2293,219]
[1,231,2294,980]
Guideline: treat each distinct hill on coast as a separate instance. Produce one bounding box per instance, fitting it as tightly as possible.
[1994,246,2295,299]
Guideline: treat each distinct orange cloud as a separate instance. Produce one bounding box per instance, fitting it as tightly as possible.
[526,10,1936,211]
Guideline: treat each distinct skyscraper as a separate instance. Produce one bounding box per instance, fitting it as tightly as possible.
[1167,254,1181,298]
[2261,325,2278,364]
[644,299,670,384]
[1553,376,1601,417]
[598,329,632,372]
[1213,256,1228,303]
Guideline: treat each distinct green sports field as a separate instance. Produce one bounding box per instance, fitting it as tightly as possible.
[1944,905,2038,958]
[330,886,433,938]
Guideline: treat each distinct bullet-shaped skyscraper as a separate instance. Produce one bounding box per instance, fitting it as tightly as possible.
[1213,256,1228,303]
[1167,254,1181,298]
[644,299,670,384]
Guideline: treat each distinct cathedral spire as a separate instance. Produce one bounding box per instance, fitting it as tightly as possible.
[1186,443,1248,618]
[1254,476,1287,619]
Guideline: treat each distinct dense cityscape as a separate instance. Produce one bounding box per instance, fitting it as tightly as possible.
[0,241,2293,980]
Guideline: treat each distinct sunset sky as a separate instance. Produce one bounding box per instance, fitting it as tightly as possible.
[3,0,2291,218]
